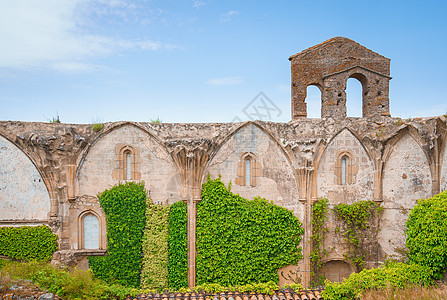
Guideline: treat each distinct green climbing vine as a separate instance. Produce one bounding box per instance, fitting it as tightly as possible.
[333,200,383,271]
[310,198,329,286]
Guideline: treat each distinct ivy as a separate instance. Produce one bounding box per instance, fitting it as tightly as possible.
[0,225,57,261]
[141,202,170,290]
[88,181,147,288]
[323,262,435,300]
[406,191,447,279]
[333,200,382,271]
[310,198,329,286]
[196,176,304,286]
[167,201,188,289]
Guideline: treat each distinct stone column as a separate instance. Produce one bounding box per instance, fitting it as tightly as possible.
[297,167,314,288]
[167,138,214,288]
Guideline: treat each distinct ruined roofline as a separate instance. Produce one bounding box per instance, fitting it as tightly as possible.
[288,36,390,61]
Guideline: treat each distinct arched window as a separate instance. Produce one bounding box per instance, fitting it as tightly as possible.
[336,151,354,185]
[124,150,132,180]
[83,213,100,249]
[245,158,251,186]
[346,74,367,117]
[305,84,322,118]
[341,155,349,185]
[236,152,260,187]
[116,145,140,181]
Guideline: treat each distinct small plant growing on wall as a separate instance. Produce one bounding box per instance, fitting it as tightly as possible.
[91,123,103,132]
[333,200,382,271]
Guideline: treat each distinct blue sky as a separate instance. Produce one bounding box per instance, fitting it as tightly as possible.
[0,0,446,123]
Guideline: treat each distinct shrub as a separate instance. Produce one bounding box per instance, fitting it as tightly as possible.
[141,202,170,290]
[322,262,435,300]
[0,261,141,300]
[88,182,147,288]
[406,191,447,279]
[167,201,188,289]
[0,225,58,261]
[196,176,304,286]
[91,123,103,132]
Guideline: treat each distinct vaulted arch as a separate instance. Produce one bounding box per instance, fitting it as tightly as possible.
[379,130,432,258]
[206,122,302,219]
[0,134,51,222]
[75,123,180,205]
[316,128,374,204]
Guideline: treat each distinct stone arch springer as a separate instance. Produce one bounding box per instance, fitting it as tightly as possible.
[0,132,55,222]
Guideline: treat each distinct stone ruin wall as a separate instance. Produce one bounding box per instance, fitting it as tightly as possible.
[1,37,447,286]
[0,116,446,284]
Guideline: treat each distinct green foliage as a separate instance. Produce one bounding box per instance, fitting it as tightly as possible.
[167,201,188,289]
[322,262,435,300]
[0,261,142,300]
[88,182,147,288]
[141,202,170,290]
[91,123,103,132]
[150,117,162,123]
[0,225,58,261]
[333,200,382,270]
[48,114,61,123]
[310,198,329,286]
[196,176,304,286]
[406,191,447,279]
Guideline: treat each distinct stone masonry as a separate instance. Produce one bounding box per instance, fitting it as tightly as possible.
[0,37,446,288]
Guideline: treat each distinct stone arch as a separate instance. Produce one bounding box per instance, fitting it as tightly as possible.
[206,122,302,219]
[0,134,52,222]
[319,260,355,283]
[75,123,181,205]
[305,83,323,118]
[379,130,432,258]
[316,128,375,204]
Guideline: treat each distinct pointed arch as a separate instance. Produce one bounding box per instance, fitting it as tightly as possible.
[315,127,375,203]
[0,133,52,221]
[75,122,169,178]
[75,122,181,205]
[206,121,302,217]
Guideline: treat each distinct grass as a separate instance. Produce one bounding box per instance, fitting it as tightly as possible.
[361,285,447,300]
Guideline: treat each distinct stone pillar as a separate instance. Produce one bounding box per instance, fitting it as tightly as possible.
[297,167,314,288]
[167,138,214,288]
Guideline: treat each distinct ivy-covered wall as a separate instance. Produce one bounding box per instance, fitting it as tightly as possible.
[141,202,170,290]
[88,182,147,288]
[168,177,304,288]
[167,201,188,289]
[0,225,57,261]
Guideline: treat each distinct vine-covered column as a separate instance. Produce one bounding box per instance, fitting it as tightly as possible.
[167,138,214,288]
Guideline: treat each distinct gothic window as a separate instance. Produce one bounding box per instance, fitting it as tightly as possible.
[341,155,349,185]
[245,157,252,186]
[124,150,132,180]
[237,152,261,187]
[336,151,353,185]
[79,211,101,250]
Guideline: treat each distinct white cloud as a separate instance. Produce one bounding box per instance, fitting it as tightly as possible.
[193,1,206,8]
[0,0,180,72]
[220,10,239,23]
[207,76,243,86]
